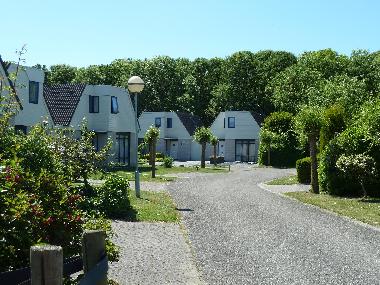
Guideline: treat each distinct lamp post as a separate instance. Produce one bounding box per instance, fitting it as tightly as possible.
[128,76,145,198]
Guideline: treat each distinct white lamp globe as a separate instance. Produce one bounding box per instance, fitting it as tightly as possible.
[128,76,145,93]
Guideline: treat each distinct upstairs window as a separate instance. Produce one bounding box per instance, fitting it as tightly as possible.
[155,117,161,128]
[29,81,39,104]
[228,117,235,128]
[89,96,99,113]
[224,118,225,128]
[167,118,172,128]
[111,96,119,114]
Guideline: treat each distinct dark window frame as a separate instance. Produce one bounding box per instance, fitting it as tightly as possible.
[89,95,99,113]
[155,117,161,128]
[111,96,119,114]
[228,117,235,128]
[167,118,172,128]
[29,81,39,104]
[235,139,256,162]
[116,132,130,165]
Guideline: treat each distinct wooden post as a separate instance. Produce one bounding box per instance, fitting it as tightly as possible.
[30,245,63,285]
[82,230,107,285]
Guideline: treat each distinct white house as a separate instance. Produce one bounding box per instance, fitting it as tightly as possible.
[138,111,211,161]
[43,83,138,166]
[210,111,262,162]
[0,56,51,132]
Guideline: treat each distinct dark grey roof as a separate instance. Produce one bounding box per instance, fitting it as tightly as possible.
[43,83,86,126]
[176,112,203,135]
[250,111,265,126]
[0,56,23,109]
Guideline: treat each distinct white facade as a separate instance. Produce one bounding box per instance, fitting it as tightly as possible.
[211,111,261,162]
[70,85,138,166]
[0,62,51,131]
[138,111,210,161]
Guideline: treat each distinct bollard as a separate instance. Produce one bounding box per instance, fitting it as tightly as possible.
[229,164,231,172]
[30,245,63,285]
[82,230,107,285]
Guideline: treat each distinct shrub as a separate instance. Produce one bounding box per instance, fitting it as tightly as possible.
[163,156,174,168]
[92,174,131,218]
[258,112,304,167]
[319,105,347,151]
[319,100,380,197]
[296,157,311,184]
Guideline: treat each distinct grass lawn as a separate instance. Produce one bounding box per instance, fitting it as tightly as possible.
[126,190,180,222]
[266,175,300,185]
[285,191,380,227]
[91,165,228,182]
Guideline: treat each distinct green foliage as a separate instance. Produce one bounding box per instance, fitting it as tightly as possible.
[193,126,212,144]
[144,126,160,143]
[296,157,311,184]
[46,64,77,84]
[295,106,325,141]
[269,65,324,113]
[258,112,303,166]
[210,135,218,146]
[319,100,380,197]
[319,105,347,150]
[91,174,131,218]
[163,156,174,168]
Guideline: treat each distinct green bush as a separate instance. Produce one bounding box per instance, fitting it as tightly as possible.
[258,112,304,167]
[296,157,311,184]
[141,152,164,162]
[163,156,174,168]
[92,174,131,218]
[319,100,380,197]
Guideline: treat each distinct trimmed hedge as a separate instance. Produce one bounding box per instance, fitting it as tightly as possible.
[319,100,380,197]
[296,157,311,184]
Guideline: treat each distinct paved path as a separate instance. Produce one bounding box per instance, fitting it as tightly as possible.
[168,166,380,285]
[109,221,204,285]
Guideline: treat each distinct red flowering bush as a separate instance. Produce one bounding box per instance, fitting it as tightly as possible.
[0,160,84,271]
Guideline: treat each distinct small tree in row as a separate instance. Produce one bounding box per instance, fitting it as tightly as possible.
[144,126,160,178]
[193,127,213,168]
[210,135,218,166]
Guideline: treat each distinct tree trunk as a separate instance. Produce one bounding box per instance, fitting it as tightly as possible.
[149,143,153,166]
[213,145,217,166]
[360,181,367,197]
[152,140,156,178]
[309,134,319,194]
[201,142,206,168]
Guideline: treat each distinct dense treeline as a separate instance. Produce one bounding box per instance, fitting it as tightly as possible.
[40,49,380,126]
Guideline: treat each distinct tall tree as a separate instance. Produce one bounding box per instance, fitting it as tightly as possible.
[46,64,77,85]
[144,126,160,178]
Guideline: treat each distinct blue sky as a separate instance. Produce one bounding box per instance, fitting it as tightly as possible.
[2,0,379,67]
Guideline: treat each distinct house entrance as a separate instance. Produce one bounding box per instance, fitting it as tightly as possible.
[166,140,178,159]
[235,139,256,162]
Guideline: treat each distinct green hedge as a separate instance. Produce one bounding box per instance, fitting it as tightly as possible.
[319,100,380,197]
[296,157,311,184]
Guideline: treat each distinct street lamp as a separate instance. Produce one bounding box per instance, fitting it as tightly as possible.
[128,76,145,198]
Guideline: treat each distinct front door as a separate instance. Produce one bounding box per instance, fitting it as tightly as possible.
[169,140,178,159]
[218,141,225,157]
[235,140,256,162]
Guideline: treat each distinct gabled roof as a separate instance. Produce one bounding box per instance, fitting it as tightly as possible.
[0,56,23,109]
[250,111,265,126]
[43,83,86,126]
[175,112,203,136]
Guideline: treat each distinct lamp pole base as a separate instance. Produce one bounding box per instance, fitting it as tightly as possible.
[135,170,140,198]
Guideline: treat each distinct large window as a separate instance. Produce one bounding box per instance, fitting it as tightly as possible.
[235,140,256,162]
[89,96,99,113]
[29,81,39,104]
[228,117,235,128]
[116,133,130,164]
[167,118,172,128]
[155,117,161,128]
[111,96,119,114]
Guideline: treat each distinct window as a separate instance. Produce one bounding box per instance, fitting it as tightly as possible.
[15,125,27,134]
[167,118,172,128]
[89,96,99,113]
[228,117,235,128]
[223,118,225,128]
[111,96,119,114]
[29,81,39,104]
[116,133,130,164]
[155,117,161,128]
[92,133,100,151]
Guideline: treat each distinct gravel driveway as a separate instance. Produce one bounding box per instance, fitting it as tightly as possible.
[168,166,380,285]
